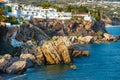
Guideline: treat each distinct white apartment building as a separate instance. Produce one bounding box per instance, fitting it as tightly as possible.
[5,3,72,20]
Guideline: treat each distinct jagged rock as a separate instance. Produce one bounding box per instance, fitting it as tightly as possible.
[41,37,72,64]
[70,65,77,69]
[31,19,107,37]
[82,51,90,56]
[54,41,71,64]
[20,53,35,68]
[20,54,35,62]
[3,54,11,60]
[71,45,84,57]
[77,36,93,44]
[72,50,82,57]
[6,61,26,74]
[41,41,62,64]
[0,55,19,73]
[103,33,111,40]
[35,46,45,65]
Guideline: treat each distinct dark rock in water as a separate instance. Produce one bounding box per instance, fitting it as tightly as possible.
[70,65,77,69]
[82,51,90,56]
[0,76,4,80]
[71,45,84,57]
[72,50,82,57]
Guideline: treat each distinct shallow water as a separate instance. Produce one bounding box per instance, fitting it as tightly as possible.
[9,27,120,80]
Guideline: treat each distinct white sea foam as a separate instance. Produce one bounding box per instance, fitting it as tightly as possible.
[106,25,120,27]
[8,74,27,80]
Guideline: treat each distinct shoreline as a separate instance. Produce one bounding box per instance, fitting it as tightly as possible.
[106,25,120,27]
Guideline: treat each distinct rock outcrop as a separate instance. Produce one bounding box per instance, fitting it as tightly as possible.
[0,25,14,55]
[16,22,50,46]
[41,36,72,64]
[6,61,26,74]
[31,19,107,37]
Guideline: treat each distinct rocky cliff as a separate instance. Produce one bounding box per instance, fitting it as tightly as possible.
[0,19,119,75]
[31,19,107,37]
[101,14,120,26]
[0,24,14,55]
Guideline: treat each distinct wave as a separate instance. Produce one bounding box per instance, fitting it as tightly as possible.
[8,74,27,80]
[106,25,120,27]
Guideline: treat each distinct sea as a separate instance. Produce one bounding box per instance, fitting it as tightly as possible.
[4,26,120,80]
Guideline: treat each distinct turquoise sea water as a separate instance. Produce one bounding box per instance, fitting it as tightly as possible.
[8,26,120,80]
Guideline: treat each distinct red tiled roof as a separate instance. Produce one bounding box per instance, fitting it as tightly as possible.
[0,0,6,2]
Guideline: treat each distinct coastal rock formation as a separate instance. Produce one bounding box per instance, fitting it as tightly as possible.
[0,54,12,72]
[0,54,19,73]
[41,36,72,64]
[0,76,4,80]
[6,61,26,74]
[20,53,35,68]
[77,36,93,44]
[112,18,120,25]
[0,25,14,55]
[31,19,107,37]
[70,65,77,69]
[35,46,45,65]
[16,22,50,46]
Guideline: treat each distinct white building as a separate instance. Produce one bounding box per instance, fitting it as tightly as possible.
[5,3,72,20]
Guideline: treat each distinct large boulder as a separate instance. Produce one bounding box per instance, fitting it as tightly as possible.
[0,54,19,73]
[41,37,72,64]
[82,51,90,56]
[6,61,26,74]
[0,54,12,72]
[20,53,35,68]
[103,33,111,40]
[20,54,35,62]
[71,45,84,57]
[77,36,93,44]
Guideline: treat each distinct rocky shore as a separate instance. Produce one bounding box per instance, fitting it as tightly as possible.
[0,19,120,79]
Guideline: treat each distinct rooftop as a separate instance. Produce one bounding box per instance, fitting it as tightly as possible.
[0,0,6,2]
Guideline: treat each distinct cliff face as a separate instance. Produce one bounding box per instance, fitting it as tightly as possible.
[111,18,120,25]
[31,19,107,37]
[0,25,14,55]
[15,22,50,46]
[101,14,120,26]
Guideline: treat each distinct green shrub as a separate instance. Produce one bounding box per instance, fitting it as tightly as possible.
[6,16,19,24]
[6,6,12,12]
[0,6,5,15]
[0,16,6,22]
